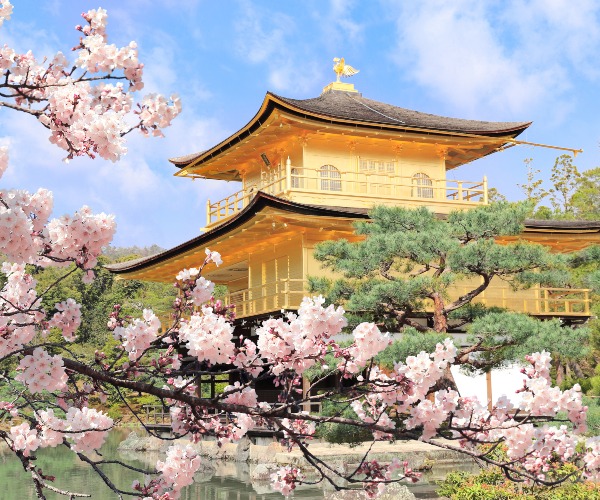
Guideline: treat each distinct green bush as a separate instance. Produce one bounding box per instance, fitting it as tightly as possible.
[560,377,592,394]
[437,467,600,500]
[107,403,124,420]
[583,396,600,435]
[315,399,372,446]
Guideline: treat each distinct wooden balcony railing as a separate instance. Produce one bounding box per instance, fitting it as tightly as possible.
[159,281,590,323]
[447,286,591,317]
[204,163,488,227]
[223,279,306,319]
[221,281,591,320]
[205,174,286,226]
[143,404,171,426]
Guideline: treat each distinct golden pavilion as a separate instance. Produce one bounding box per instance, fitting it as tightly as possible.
[107,67,600,405]
[108,75,598,318]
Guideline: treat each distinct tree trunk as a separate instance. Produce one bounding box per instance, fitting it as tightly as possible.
[428,294,458,394]
[554,358,565,386]
[569,360,585,379]
[432,292,448,333]
[430,365,460,394]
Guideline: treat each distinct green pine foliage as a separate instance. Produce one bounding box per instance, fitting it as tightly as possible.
[315,398,373,445]
[467,313,589,371]
[311,202,588,371]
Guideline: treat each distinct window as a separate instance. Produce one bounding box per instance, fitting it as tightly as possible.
[319,164,342,191]
[291,167,303,189]
[359,158,395,174]
[412,172,434,198]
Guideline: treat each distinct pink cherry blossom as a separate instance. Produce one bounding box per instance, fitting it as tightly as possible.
[1,5,180,162]
[156,444,202,498]
[63,407,113,453]
[48,298,82,341]
[178,307,235,364]
[223,383,258,407]
[0,0,12,26]
[15,347,68,394]
[113,309,161,360]
[344,322,390,373]
[256,296,346,375]
[190,276,215,306]
[204,247,223,266]
[271,466,303,497]
[9,422,40,457]
[176,267,199,281]
[37,409,66,448]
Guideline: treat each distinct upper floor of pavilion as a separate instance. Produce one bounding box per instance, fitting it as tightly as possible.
[170,80,531,229]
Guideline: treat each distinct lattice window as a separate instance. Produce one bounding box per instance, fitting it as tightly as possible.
[319,164,342,191]
[291,167,304,189]
[412,172,434,198]
[359,158,396,174]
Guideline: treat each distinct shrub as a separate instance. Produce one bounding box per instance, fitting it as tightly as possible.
[316,399,373,446]
[437,467,600,499]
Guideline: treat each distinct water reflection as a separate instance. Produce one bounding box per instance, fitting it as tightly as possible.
[0,429,324,499]
[0,429,476,499]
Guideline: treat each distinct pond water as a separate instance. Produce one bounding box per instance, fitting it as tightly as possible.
[0,429,473,499]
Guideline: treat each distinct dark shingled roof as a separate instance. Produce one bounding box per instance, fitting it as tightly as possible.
[169,90,531,169]
[274,91,531,135]
[523,219,600,230]
[105,192,372,274]
[170,150,207,166]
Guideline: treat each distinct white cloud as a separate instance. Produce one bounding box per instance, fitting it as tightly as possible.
[506,0,600,79]
[235,0,294,64]
[1,12,63,59]
[140,40,178,95]
[233,0,322,94]
[326,0,365,46]
[386,0,600,119]
[267,59,322,94]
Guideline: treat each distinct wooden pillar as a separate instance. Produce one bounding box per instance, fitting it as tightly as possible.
[483,175,488,204]
[302,375,311,413]
[285,156,292,192]
[486,371,493,411]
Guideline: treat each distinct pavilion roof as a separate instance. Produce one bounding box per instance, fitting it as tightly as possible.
[105,192,370,278]
[169,89,531,171]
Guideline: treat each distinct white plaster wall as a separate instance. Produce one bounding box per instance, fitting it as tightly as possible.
[491,363,526,407]
[451,365,488,403]
[451,363,525,407]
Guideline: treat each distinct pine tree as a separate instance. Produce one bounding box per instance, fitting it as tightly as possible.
[310,202,588,371]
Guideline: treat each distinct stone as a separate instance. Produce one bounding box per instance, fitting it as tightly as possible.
[324,483,416,500]
[236,436,251,462]
[251,463,274,481]
[117,431,163,451]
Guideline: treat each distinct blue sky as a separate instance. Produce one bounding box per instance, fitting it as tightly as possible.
[1,0,599,248]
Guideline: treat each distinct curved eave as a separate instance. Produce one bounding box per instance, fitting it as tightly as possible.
[171,92,531,174]
[523,219,600,231]
[501,219,600,253]
[106,192,370,276]
[107,198,600,278]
